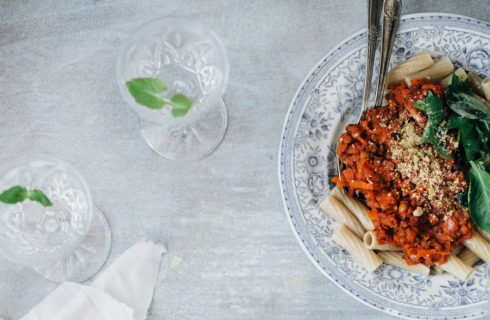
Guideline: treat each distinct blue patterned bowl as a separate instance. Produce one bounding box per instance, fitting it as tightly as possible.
[279,13,490,320]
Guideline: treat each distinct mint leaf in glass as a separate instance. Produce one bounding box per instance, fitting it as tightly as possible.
[0,186,28,204]
[0,186,53,207]
[170,94,193,117]
[127,77,168,93]
[126,77,194,117]
[29,189,53,207]
[126,78,167,109]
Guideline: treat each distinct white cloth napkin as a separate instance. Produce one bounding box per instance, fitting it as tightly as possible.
[21,241,166,320]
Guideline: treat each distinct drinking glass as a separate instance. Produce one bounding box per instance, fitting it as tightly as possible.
[0,155,111,282]
[117,17,229,161]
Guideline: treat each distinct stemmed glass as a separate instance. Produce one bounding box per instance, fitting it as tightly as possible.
[117,17,230,161]
[0,155,111,282]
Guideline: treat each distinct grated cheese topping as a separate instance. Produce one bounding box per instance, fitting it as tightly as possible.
[388,121,466,216]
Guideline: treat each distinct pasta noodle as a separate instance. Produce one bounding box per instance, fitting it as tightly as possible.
[459,248,481,266]
[320,195,365,238]
[404,57,454,84]
[330,187,374,230]
[468,71,485,97]
[481,77,490,102]
[377,251,430,276]
[432,266,444,275]
[438,254,474,281]
[440,67,468,88]
[432,246,464,274]
[478,228,490,242]
[363,231,401,251]
[463,231,490,264]
[387,51,434,85]
[331,224,383,273]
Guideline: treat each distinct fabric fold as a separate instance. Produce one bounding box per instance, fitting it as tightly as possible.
[20,241,166,320]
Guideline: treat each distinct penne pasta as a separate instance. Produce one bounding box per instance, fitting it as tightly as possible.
[330,187,374,231]
[387,51,434,85]
[378,251,430,276]
[459,248,481,266]
[405,57,454,84]
[433,246,464,274]
[363,230,401,251]
[478,228,490,242]
[468,71,485,97]
[454,245,465,256]
[432,266,444,275]
[438,254,474,281]
[440,67,468,88]
[481,77,490,102]
[320,194,365,239]
[331,224,383,273]
[464,231,490,264]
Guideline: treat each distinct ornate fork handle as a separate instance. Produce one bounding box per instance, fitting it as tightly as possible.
[359,0,383,122]
[374,0,402,106]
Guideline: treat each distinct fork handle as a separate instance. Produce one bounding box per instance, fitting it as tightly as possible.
[375,0,402,106]
[359,0,383,120]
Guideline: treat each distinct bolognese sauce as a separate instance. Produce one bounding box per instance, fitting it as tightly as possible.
[333,79,473,266]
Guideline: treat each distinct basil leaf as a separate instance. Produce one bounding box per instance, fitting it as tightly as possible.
[126,78,168,109]
[29,189,53,207]
[476,121,490,152]
[468,161,490,233]
[170,94,193,117]
[0,186,28,204]
[447,115,481,161]
[446,91,490,123]
[446,73,462,95]
[461,79,473,95]
[414,91,452,159]
[447,73,473,95]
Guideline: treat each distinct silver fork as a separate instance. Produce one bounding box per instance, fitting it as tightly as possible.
[336,0,383,179]
[336,0,401,180]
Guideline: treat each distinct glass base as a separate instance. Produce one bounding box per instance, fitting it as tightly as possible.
[139,98,228,161]
[32,206,111,283]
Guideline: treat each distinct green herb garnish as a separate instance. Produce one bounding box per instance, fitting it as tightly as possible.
[445,73,490,123]
[0,186,28,204]
[445,73,490,164]
[413,91,452,159]
[447,92,490,123]
[28,189,53,207]
[446,115,481,161]
[447,72,473,96]
[125,77,193,117]
[442,72,490,233]
[0,186,52,207]
[468,161,490,232]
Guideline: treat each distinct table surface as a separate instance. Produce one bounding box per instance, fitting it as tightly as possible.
[1,1,488,319]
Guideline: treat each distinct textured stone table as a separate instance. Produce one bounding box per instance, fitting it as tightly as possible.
[0,1,488,319]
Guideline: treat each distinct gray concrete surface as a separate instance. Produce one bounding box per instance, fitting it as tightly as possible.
[0,1,488,319]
